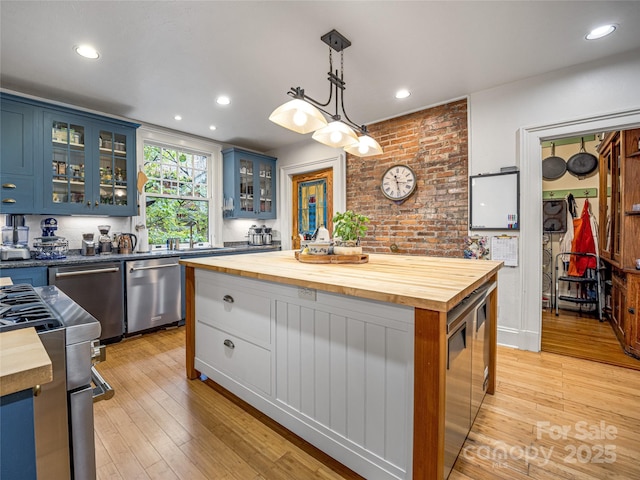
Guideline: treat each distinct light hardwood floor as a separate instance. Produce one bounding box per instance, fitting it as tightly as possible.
[94,327,640,479]
[541,308,640,371]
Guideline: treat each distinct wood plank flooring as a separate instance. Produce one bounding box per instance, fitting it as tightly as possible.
[541,308,640,371]
[94,327,640,479]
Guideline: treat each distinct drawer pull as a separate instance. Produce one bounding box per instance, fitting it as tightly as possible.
[223,295,234,304]
[2,198,16,204]
[223,339,235,349]
[2,183,16,189]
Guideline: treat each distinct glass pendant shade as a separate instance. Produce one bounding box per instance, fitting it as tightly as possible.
[344,134,383,157]
[312,121,359,148]
[268,99,328,134]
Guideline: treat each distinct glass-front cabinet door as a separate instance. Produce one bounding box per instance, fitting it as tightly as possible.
[46,112,91,213]
[98,128,130,210]
[223,148,277,219]
[43,111,136,215]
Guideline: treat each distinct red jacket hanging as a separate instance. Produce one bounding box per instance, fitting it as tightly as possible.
[568,199,596,276]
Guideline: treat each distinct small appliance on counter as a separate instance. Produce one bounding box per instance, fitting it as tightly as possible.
[262,225,273,245]
[98,225,112,254]
[32,216,69,260]
[82,233,96,256]
[1,214,31,260]
[248,225,264,245]
[117,232,137,254]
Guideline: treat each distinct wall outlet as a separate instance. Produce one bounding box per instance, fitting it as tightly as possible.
[298,287,317,301]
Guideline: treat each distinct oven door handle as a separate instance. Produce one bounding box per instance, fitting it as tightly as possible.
[55,267,120,278]
[91,366,115,402]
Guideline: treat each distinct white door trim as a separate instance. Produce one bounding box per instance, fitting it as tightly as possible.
[278,154,346,250]
[518,108,640,351]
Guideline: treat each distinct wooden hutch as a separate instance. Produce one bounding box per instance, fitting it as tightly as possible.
[598,128,640,358]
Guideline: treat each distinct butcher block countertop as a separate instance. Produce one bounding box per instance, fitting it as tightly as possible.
[180,250,503,312]
[0,328,52,397]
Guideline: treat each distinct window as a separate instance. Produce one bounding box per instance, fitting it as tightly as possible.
[143,143,210,245]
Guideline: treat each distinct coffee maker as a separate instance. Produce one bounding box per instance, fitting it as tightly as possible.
[82,233,96,256]
[98,225,112,254]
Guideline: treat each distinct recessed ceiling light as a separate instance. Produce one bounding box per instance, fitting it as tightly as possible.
[74,44,99,59]
[174,115,182,121]
[585,24,617,40]
[209,125,217,131]
[395,89,411,99]
[216,96,230,105]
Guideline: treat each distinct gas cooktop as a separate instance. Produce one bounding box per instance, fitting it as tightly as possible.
[0,283,63,332]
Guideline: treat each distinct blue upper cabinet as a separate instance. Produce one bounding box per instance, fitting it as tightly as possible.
[43,112,136,216]
[1,93,138,216]
[223,148,277,219]
[0,98,41,214]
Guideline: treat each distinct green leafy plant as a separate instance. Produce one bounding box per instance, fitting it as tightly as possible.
[332,211,370,246]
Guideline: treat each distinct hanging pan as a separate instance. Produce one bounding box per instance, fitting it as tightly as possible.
[542,142,566,180]
[567,137,598,179]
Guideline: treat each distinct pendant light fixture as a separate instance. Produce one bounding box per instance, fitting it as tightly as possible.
[269,29,383,157]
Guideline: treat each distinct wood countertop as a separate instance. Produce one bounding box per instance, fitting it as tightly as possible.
[180,250,503,311]
[0,328,53,397]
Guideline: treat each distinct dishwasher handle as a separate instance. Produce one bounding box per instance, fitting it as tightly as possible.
[55,267,120,278]
[91,366,114,402]
[129,263,178,272]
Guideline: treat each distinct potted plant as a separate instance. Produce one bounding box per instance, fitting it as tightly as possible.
[332,210,370,255]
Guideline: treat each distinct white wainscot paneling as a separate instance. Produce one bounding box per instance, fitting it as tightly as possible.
[275,300,413,478]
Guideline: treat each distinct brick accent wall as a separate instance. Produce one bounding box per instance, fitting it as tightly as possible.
[345,99,468,257]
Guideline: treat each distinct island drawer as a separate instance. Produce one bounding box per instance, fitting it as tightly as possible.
[195,278,271,348]
[195,321,271,396]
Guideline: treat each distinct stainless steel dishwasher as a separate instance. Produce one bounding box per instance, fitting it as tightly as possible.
[49,262,125,342]
[125,256,181,334]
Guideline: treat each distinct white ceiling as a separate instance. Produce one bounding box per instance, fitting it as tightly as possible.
[2,1,640,153]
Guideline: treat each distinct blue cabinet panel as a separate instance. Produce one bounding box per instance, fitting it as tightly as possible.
[1,389,37,480]
[223,148,277,219]
[1,266,48,286]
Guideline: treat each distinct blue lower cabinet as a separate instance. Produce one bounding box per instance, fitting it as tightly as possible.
[1,389,37,480]
[1,266,48,286]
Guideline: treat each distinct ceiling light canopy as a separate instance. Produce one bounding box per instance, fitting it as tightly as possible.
[268,29,382,157]
[585,24,617,40]
[74,44,99,59]
[216,96,230,105]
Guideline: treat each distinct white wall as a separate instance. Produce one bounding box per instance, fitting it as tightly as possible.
[470,48,640,350]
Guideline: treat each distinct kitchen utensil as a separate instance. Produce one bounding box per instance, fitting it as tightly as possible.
[542,143,566,180]
[261,225,273,245]
[566,137,598,178]
[137,170,148,193]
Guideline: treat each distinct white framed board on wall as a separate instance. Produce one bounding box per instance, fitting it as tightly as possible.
[470,171,520,230]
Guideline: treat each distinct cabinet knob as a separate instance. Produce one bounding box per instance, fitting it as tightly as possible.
[2,198,16,204]
[2,183,16,189]
[629,307,636,315]
[223,339,235,349]
[87,201,92,207]
[223,294,234,304]
[95,201,99,207]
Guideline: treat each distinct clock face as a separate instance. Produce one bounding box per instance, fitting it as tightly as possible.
[381,165,417,201]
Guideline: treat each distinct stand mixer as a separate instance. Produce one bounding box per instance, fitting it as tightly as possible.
[98,225,112,254]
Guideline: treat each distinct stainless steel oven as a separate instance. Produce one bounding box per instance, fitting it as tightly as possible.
[0,283,113,480]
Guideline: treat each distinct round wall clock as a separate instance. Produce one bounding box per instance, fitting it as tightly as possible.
[381,164,417,202]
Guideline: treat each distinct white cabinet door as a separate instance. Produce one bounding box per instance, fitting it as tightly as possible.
[274,295,414,478]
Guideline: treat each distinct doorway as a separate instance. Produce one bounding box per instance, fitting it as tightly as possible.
[291,168,333,250]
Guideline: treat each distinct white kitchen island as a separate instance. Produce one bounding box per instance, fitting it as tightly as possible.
[181,250,502,480]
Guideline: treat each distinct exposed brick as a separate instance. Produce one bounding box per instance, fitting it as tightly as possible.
[345,99,468,258]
